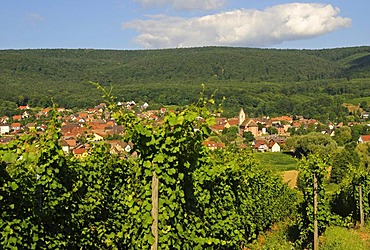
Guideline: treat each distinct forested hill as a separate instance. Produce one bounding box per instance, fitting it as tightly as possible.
[2,46,370,82]
[0,46,370,117]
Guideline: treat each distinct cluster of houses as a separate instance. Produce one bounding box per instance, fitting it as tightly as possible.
[204,109,317,152]
[205,108,370,152]
[0,102,169,157]
[2,103,370,155]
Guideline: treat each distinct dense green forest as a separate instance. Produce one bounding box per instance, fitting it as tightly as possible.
[0,46,370,118]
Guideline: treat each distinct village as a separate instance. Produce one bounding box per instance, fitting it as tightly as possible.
[1,101,370,157]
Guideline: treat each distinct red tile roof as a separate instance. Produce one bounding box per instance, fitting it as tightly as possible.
[227,118,239,126]
[210,124,225,132]
[11,122,21,127]
[360,135,370,142]
[73,148,86,155]
[18,105,30,110]
[12,115,22,120]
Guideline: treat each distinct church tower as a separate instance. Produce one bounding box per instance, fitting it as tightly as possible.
[239,108,245,126]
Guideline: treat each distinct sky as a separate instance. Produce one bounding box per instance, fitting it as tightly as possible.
[0,0,369,50]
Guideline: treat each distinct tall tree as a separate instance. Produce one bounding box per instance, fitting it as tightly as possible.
[286,132,337,158]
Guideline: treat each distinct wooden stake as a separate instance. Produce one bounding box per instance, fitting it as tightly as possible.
[359,184,364,228]
[313,173,318,250]
[151,172,159,250]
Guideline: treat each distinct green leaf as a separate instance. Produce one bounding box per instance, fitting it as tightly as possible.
[2,152,17,163]
[176,223,183,234]
[147,233,155,245]
[32,234,39,242]
[177,115,184,125]
[10,182,19,191]
[143,160,152,168]
[185,111,197,122]
[178,173,184,180]
[168,116,177,126]
[154,154,165,163]
[168,168,176,176]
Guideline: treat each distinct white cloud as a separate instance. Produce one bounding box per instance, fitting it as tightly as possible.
[133,0,226,11]
[122,3,351,48]
[27,13,45,23]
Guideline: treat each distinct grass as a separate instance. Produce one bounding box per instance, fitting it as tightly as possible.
[163,105,180,111]
[253,152,299,172]
[319,226,370,250]
[345,97,370,106]
[247,222,370,250]
[246,220,296,250]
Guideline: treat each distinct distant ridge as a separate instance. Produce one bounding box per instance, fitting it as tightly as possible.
[0,46,369,117]
[1,46,370,83]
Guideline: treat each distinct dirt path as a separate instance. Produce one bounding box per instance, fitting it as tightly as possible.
[353,228,370,247]
[282,170,299,188]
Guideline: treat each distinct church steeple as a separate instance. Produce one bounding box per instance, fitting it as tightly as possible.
[239,108,245,126]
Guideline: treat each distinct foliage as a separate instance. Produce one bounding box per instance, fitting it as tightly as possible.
[286,132,337,158]
[0,110,76,249]
[333,126,352,146]
[330,146,360,184]
[192,149,297,248]
[221,125,239,143]
[267,126,278,135]
[0,101,17,117]
[329,141,370,229]
[242,131,255,143]
[297,154,332,247]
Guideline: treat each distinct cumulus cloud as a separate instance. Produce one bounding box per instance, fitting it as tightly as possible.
[133,0,226,11]
[122,3,351,48]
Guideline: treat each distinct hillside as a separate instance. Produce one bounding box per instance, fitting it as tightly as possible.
[0,46,370,117]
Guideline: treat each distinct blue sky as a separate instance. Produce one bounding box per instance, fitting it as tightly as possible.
[0,0,368,50]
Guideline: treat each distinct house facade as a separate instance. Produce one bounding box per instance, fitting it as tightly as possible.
[10,123,21,131]
[0,124,10,135]
[270,142,281,152]
[203,140,225,150]
[252,140,269,152]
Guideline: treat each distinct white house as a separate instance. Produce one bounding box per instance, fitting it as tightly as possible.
[270,142,281,152]
[359,135,370,143]
[90,133,104,142]
[253,140,269,152]
[362,112,370,119]
[60,140,70,154]
[0,124,10,135]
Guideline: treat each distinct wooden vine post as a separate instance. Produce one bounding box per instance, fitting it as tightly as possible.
[313,173,318,250]
[359,184,364,228]
[151,171,159,250]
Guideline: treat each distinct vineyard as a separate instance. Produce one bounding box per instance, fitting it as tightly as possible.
[1,92,370,249]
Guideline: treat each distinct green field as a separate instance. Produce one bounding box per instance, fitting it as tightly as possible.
[346,96,370,106]
[248,223,370,250]
[253,152,299,172]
